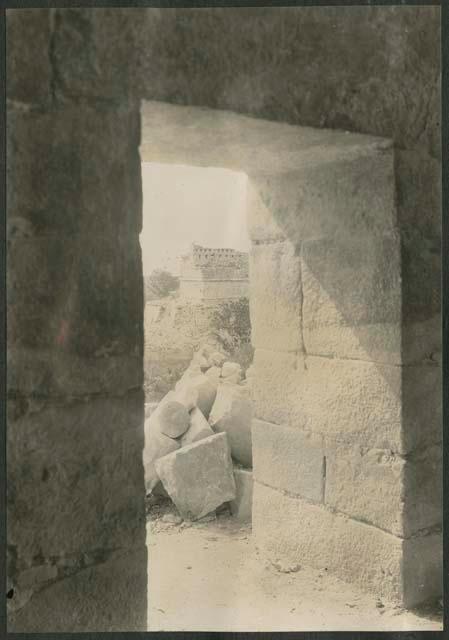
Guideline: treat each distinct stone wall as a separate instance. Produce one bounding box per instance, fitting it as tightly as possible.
[141,99,442,608]
[7,9,147,631]
[7,5,441,629]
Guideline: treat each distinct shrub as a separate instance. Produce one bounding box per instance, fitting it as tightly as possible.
[145,270,179,301]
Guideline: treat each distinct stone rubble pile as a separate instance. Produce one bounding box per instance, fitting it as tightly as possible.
[143,344,253,521]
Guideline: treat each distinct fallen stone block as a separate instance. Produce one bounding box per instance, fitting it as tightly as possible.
[230,468,253,522]
[145,402,158,419]
[156,400,190,439]
[163,388,198,412]
[176,372,217,418]
[155,433,236,520]
[180,407,214,447]
[209,383,253,467]
[210,351,226,367]
[205,366,221,382]
[222,361,242,382]
[143,426,180,493]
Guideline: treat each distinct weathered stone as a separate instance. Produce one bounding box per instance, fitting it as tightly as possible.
[301,231,402,363]
[210,351,226,367]
[249,240,303,352]
[221,362,242,380]
[205,366,221,381]
[143,426,180,494]
[230,468,253,522]
[325,442,442,538]
[7,105,142,236]
[156,400,190,439]
[145,402,158,419]
[175,371,217,418]
[209,383,253,467]
[8,547,147,632]
[250,348,441,454]
[180,407,214,447]
[155,433,236,520]
[248,146,396,246]
[7,392,146,562]
[6,9,52,105]
[52,9,138,103]
[17,564,58,589]
[252,419,324,502]
[253,481,442,608]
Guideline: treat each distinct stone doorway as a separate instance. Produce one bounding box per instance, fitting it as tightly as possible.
[139,98,442,627]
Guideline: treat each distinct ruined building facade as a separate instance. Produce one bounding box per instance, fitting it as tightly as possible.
[179,244,249,300]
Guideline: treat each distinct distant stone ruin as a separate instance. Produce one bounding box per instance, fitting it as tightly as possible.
[144,245,251,401]
[179,244,249,300]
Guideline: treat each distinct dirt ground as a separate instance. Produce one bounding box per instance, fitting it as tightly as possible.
[146,497,443,632]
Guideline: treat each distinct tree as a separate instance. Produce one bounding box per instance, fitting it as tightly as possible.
[210,298,254,370]
[145,270,179,301]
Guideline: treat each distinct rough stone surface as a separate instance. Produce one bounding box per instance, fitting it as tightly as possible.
[253,482,442,608]
[145,402,158,418]
[180,407,214,447]
[7,105,142,236]
[249,240,303,352]
[8,547,147,632]
[136,6,440,160]
[221,362,242,380]
[209,384,253,468]
[156,400,190,439]
[155,433,236,520]
[301,231,402,363]
[143,427,180,494]
[325,442,442,538]
[176,371,217,418]
[8,392,146,562]
[6,9,52,105]
[250,349,441,454]
[230,468,253,523]
[7,5,441,628]
[205,366,221,381]
[252,419,324,503]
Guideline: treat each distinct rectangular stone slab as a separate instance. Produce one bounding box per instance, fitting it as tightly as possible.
[155,433,236,520]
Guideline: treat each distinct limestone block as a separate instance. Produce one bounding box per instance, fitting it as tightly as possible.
[252,419,324,502]
[155,433,236,520]
[176,371,217,418]
[253,482,442,608]
[210,351,226,367]
[325,443,442,538]
[156,400,190,438]
[249,240,303,352]
[251,349,441,454]
[8,546,147,632]
[221,361,242,381]
[6,9,52,105]
[7,105,141,236]
[209,384,253,467]
[230,468,253,522]
[7,231,143,396]
[205,366,221,382]
[17,564,58,589]
[143,409,181,492]
[145,402,158,419]
[52,8,137,102]
[247,144,395,244]
[180,407,214,447]
[301,231,402,363]
[7,391,146,562]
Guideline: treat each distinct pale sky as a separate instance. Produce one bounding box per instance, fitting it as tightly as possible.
[140,162,249,276]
